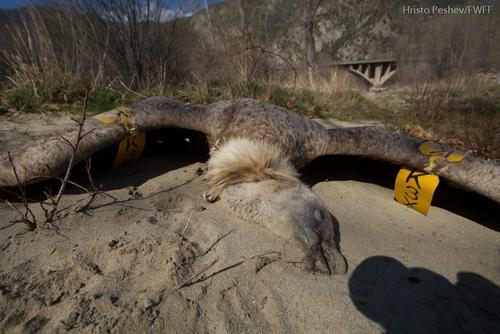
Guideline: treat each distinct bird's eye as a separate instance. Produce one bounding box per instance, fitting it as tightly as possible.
[314,209,325,223]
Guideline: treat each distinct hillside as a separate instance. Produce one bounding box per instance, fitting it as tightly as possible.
[187,0,397,66]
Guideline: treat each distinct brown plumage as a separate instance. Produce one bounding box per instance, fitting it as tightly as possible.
[1,97,498,275]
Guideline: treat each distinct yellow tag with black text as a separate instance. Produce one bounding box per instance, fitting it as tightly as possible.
[112,132,146,170]
[418,141,466,172]
[94,107,146,170]
[394,167,439,215]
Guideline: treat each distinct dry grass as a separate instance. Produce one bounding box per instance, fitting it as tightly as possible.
[0,6,107,112]
[408,80,458,121]
[0,5,497,162]
[392,75,500,161]
[2,67,498,162]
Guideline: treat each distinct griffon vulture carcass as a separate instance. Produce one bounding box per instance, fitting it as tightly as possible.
[1,97,499,275]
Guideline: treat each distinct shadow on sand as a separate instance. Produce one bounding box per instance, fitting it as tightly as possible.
[349,256,500,334]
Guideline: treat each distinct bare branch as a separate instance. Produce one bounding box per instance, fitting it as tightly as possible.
[45,87,91,223]
[5,152,37,230]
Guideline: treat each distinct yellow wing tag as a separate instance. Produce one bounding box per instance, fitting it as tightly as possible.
[93,106,137,132]
[394,167,439,215]
[112,132,146,170]
[418,141,466,172]
[394,141,466,214]
[94,107,146,169]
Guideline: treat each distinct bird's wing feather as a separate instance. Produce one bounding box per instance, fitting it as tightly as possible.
[312,126,500,203]
[0,119,128,187]
[129,96,210,133]
[0,97,210,187]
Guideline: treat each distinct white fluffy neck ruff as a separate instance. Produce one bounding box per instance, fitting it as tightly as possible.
[207,138,299,190]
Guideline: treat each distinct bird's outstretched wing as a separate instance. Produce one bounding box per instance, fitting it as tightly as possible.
[2,96,498,203]
[0,97,210,187]
[312,126,500,203]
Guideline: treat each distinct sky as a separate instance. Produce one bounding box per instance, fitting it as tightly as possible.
[0,0,39,8]
[0,0,225,10]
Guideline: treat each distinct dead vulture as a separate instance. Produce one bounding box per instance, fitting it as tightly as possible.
[1,97,498,275]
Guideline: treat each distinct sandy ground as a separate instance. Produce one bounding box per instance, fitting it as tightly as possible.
[0,112,499,333]
[0,111,75,152]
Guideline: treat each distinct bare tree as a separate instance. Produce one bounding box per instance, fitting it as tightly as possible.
[303,0,323,86]
[395,8,500,81]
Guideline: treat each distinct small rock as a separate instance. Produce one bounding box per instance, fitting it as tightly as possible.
[138,293,161,312]
[75,282,86,293]
[108,239,119,247]
[49,292,64,305]
[139,297,154,311]
[66,310,80,326]
[147,216,158,225]
[127,186,136,195]
[110,295,120,304]
[88,263,102,274]
[0,284,11,295]
[24,315,49,333]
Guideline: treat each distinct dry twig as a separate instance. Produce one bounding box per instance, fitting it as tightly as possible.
[45,88,91,223]
[3,151,36,230]
[175,259,218,289]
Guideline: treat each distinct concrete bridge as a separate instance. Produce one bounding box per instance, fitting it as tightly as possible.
[334,59,397,89]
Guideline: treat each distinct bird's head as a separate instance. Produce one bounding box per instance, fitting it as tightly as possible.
[221,179,347,275]
[208,137,347,275]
